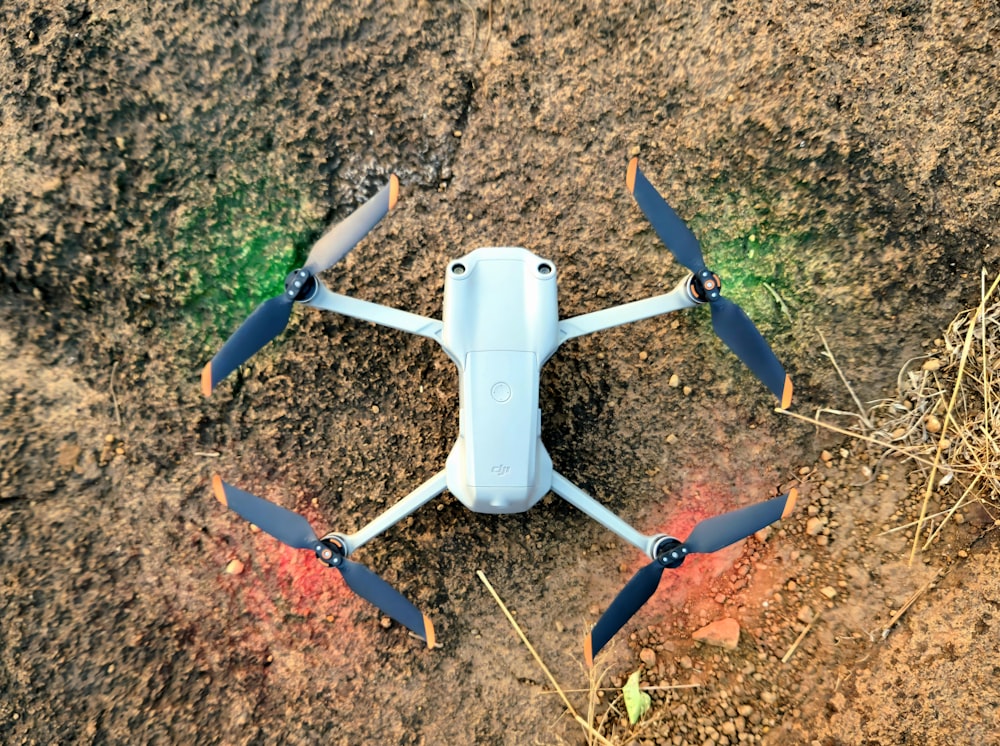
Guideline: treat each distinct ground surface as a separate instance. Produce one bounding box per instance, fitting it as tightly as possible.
[1,1,998,744]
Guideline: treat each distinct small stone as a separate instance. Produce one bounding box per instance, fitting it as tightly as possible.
[754,526,771,542]
[820,450,833,462]
[925,415,942,433]
[921,359,942,371]
[805,517,826,536]
[380,616,392,628]
[797,605,814,624]
[371,404,380,414]
[798,466,811,476]
[639,350,648,361]
[682,385,692,395]
[453,129,463,137]
[839,448,850,459]
[761,691,778,705]
[828,691,847,713]
[820,586,838,600]
[678,655,693,669]
[640,648,657,667]
[225,559,245,575]
[555,620,565,633]
[668,373,680,388]
[666,434,678,444]
[692,618,740,650]
[105,434,117,443]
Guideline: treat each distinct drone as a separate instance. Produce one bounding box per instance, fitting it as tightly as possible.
[203,158,797,665]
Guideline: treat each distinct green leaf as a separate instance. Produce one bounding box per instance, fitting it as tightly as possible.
[622,669,651,725]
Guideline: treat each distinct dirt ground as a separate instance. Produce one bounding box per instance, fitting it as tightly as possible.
[2,1,998,744]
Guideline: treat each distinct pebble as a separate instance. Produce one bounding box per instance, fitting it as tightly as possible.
[819,586,838,600]
[668,373,680,387]
[921,358,942,371]
[692,618,741,650]
[639,350,648,361]
[797,606,815,624]
[828,691,847,712]
[640,648,657,667]
[925,415,942,433]
[225,559,244,575]
[805,517,826,536]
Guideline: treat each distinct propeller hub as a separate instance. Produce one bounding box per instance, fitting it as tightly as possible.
[690,269,722,303]
[284,268,318,302]
[316,539,345,568]
[653,537,687,569]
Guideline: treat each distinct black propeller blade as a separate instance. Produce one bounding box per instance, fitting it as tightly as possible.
[212,475,435,647]
[201,176,400,396]
[584,489,797,667]
[626,158,793,409]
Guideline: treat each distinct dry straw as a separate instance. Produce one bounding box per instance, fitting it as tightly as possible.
[781,268,999,560]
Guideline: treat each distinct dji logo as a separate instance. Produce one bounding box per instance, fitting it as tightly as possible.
[491,464,510,476]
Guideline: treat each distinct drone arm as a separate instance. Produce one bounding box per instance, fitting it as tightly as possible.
[332,470,448,556]
[551,472,659,557]
[558,275,697,343]
[306,283,443,343]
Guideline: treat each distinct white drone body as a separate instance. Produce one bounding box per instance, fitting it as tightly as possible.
[307,244,700,558]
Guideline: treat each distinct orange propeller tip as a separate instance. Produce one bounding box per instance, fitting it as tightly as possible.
[779,375,793,410]
[782,488,798,519]
[201,362,213,397]
[388,174,400,210]
[423,614,436,649]
[626,157,639,195]
[212,474,228,507]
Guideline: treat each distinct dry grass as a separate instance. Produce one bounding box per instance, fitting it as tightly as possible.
[781,269,1000,558]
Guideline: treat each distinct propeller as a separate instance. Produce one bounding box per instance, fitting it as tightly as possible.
[626,158,793,409]
[201,176,400,396]
[212,475,435,647]
[584,488,797,666]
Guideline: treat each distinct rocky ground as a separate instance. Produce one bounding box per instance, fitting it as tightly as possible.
[2,1,998,744]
